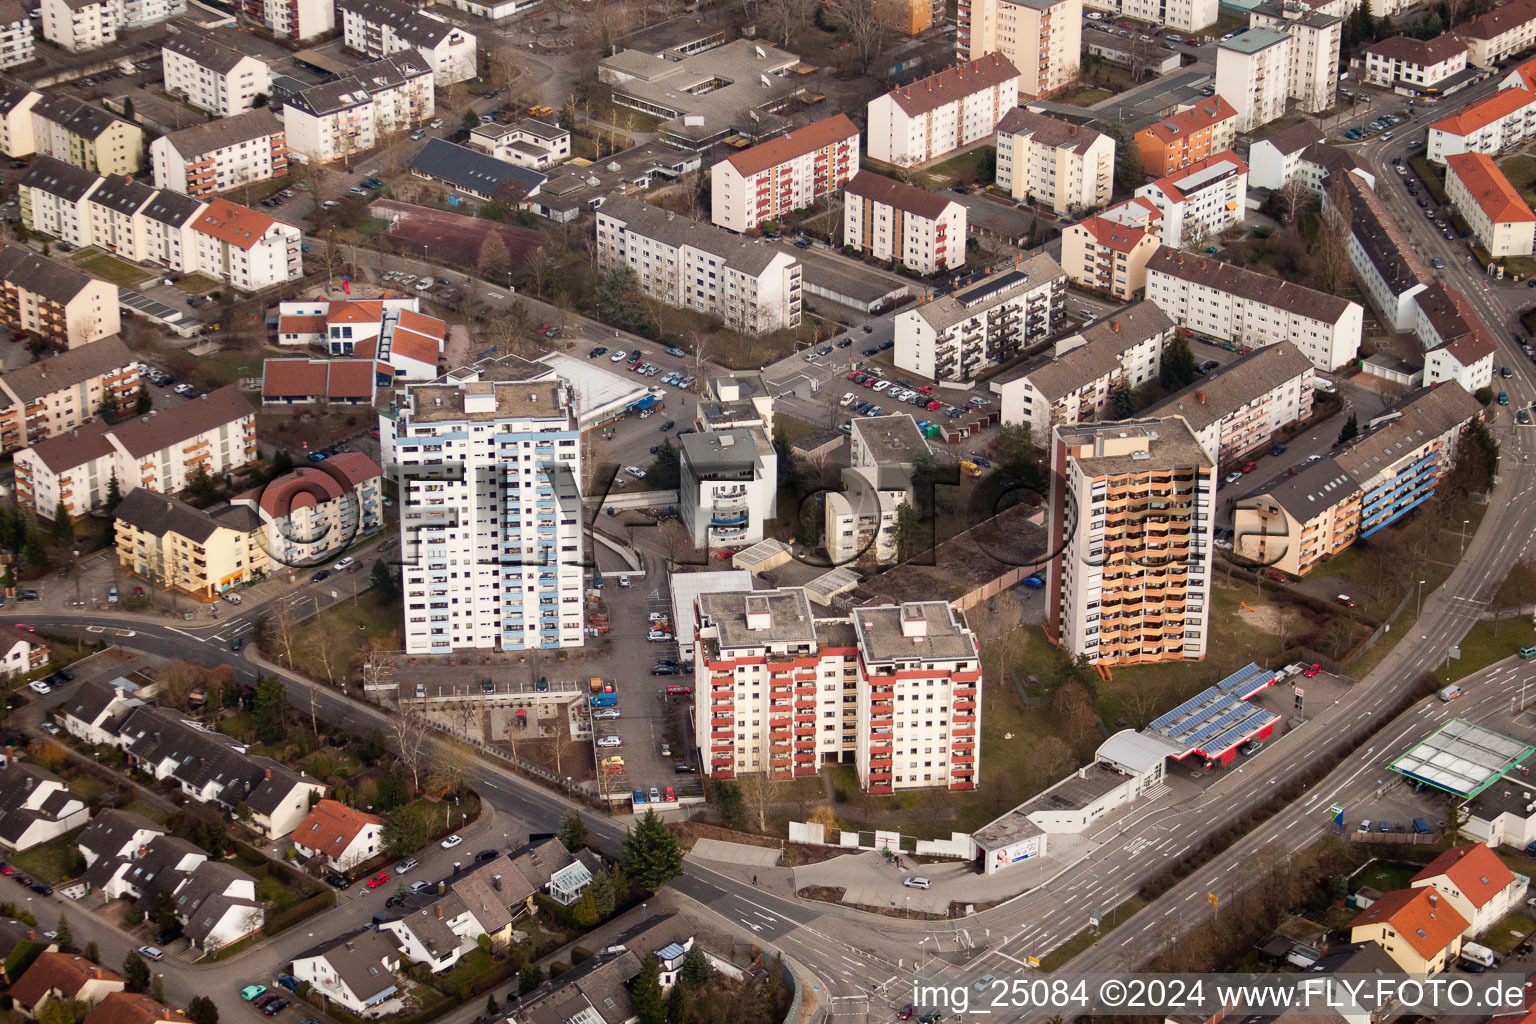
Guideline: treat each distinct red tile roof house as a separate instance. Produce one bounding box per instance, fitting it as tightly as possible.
[1348,886,1468,975]
[82,992,192,1024]
[229,454,383,566]
[10,954,125,1018]
[1411,842,1527,936]
[291,799,384,874]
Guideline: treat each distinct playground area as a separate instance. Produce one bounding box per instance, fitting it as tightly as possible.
[372,199,546,272]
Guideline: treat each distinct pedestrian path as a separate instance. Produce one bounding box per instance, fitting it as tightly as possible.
[688,839,780,867]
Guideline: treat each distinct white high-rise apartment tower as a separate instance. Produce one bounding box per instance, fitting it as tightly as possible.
[383,378,585,656]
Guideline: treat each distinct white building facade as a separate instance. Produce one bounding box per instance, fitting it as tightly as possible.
[709,113,859,234]
[1134,151,1249,248]
[842,170,967,274]
[866,53,1021,167]
[994,108,1113,214]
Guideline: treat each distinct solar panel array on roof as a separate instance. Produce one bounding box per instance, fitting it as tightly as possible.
[1217,662,1274,699]
[959,269,1027,308]
[1148,675,1279,758]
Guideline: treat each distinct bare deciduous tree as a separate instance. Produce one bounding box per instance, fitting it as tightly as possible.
[272,600,297,669]
[760,0,817,47]
[1275,177,1313,223]
[823,0,890,73]
[389,705,431,794]
[736,771,779,832]
[1316,177,1353,296]
[428,737,475,796]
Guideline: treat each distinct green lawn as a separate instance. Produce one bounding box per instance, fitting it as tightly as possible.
[1502,155,1536,202]
[919,146,996,187]
[1354,860,1419,893]
[1412,156,1448,204]
[1439,614,1536,682]
[70,250,153,288]
[9,827,85,882]
[66,773,112,804]
[122,799,168,823]
[776,414,820,447]
[174,273,223,294]
[1061,88,1113,108]
[1480,911,1536,954]
[266,590,400,689]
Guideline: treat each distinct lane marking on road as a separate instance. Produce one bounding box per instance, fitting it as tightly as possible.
[166,627,205,641]
[115,630,135,637]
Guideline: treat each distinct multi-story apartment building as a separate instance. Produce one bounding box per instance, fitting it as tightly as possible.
[150,110,287,198]
[851,602,981,793]
[0,81,38,157]
[1237,383,1481,574]
[1456,0,1536,68]
[232,0,332,39]
[990,300,1175,435]
[596,196,802,334]
[41,0,114,51]
[15,385,256,517]
[1133,96,1238,177]
[866,54,1021,167]
[18,155,100,247]
[1059,197,1162,299]
[381,377,584,655]
[0,335,138,452]
[1446,151,1536,257]
[679,428,777,549]
[1215,29,1292,131]
[113,487,268,596]
[0,243,118,349]
[710,113,859,234]
[994,108,1112,214]
[1134,150,1249,248]
[229,453,382,567]
[1235,456,1360,576]
[824,415,930,567]
[876,0,943,33]
[1246,122,1325,189]
[1361,33,1468,92]
[1248,3,1342,115]
[1144,340,1315,467]
[1145,248,1362,370]
[1079,0,1216,32]
[468,119,568,170]
[1415,284,1496,393]
[1046,416,1214,666]
[894,252,1065,383]
[842,170,966,274]
[1428,87,1536,163]
[1336,171,1428,331]
[160,24,271,118]
[692,587,981,793]
[957,0,1079,98]
[281,51,434,164]
[191,197,302,291]
[694,588,861,782]
[0,2,34,69]
[337,0,477,86]
[24,158,303,292]
[27,93,141,175]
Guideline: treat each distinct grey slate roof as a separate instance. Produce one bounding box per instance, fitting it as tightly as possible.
[913,252,1065,331]
[114,487,230,545]
[1256,121,1324,157]
[0,78,34,117]
[139,188,205,228]
[1147,248,1354,324]
[284,50,431,117]
[31,94,122,141]
[118,834,206,907]
[598,193,793,278]
[0,763,73,843]
[1145,340,1314,431]
[337,0,459,48]
[20,155,102,204]
[1334,384,1482,481]
[1339,173,1424,299]
[294,930,401,1005]
[409,138,545,196]
[0,335,135,408]
[76,808,163,865]
[1253,455,1360,521]
[162,109,284,159]
[88,174,157,218]
[995,107,1107,153]
[506,837,574,891]
[161,23,250,76]
[175,861,260,947]
[1012,300,1173,400]
[0,243,102,307]
[60,680,139,737]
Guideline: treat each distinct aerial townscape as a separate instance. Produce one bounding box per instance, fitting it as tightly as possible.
[0,0,1531,1016]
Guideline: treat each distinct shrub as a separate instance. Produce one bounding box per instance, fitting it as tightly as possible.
[571,946,593,965]
[548,962,569,978]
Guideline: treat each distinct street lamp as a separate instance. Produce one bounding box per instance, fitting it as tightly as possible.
[1417,579,1426,619]
[1461,519,1470,555]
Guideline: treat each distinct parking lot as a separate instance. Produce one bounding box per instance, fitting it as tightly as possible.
[583,569,700,810]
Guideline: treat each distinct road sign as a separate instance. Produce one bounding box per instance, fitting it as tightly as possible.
[1207,893,1218,907]
[1026,957,1040,968]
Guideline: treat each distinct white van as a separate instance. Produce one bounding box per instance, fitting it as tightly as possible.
[1438,683,1464,702]
[1462,942,1496,968]
[1315,378,1337,394]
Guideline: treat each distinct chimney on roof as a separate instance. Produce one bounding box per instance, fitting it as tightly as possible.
[1111,320,1119,332]
[435,904,443,919]
[1198,391,1206,404]
[1428,891,1439,906]
[264,768,271,779]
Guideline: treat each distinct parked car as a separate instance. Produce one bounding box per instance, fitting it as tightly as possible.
[1335,594,1356,607]
[397,858,418,873]
[1303,663,1322,677]
[440,834,462,849]
[324,874,350,889]
[366,872,390,889]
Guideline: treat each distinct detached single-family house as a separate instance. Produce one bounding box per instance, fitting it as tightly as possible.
[380,857,540,972]
[291,800,383,874]
[0,763,89,851]
[76,809,165,874]
[1411,842,1527,936]
[1348,886,1467,974]
[9,953,125,1018]
[173,861,263,951]
[59,680,142,746]
[292,930,405,1016]
[0,626,45,679]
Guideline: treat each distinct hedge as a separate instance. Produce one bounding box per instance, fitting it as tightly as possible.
[264,888,334,936]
